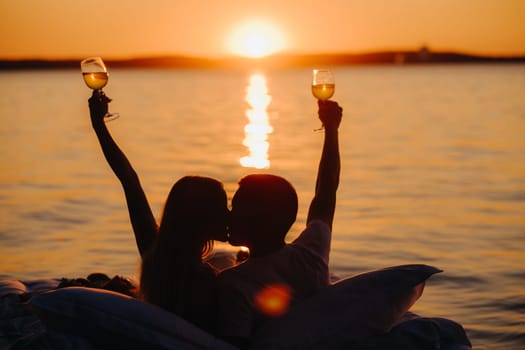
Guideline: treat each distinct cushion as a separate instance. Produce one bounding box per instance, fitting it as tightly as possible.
[251,264,442,350]
[345,314,472,349]
[30,287,239,350]
[0,280,27,296]
[0,279,60,297]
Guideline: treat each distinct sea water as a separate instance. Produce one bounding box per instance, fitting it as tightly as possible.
[1,64,524,349]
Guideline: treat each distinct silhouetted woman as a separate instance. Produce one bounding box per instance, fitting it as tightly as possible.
[88,91,229,332]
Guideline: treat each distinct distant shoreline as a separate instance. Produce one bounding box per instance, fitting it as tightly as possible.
[1,50,524,70]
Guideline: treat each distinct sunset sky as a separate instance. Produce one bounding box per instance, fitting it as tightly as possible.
[1,0,524,59]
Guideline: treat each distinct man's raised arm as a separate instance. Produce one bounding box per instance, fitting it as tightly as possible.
[306,100,343,230]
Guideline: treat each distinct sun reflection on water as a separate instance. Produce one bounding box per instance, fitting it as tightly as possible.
[240,73,273,169]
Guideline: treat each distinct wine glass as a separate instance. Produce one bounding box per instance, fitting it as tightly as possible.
[80,57,119,121]
[312,69,335,131]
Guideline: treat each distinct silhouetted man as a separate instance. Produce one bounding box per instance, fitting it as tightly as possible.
[217,100,343,348]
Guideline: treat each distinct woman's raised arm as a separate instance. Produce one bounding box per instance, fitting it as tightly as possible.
[89,90,157,257]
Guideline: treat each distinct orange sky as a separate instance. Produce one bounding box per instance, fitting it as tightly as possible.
[1,0,524,59]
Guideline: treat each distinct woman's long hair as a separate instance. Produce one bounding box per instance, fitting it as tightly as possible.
[139,176,226,317]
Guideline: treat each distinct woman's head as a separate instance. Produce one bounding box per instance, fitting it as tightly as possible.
[140,176,228,316]
[160,176,229,248]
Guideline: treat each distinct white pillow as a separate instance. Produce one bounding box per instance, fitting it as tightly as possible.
[251,264,442,350]
[30,287,239,350]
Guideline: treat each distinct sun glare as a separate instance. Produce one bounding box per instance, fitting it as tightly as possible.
[227,20,286,58]
[254,284,291,317]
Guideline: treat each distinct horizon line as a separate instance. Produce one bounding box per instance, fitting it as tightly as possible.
[1,49,524,70]
[2,46,525,62]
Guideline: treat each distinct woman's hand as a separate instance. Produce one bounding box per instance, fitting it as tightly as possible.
[88,90,111,125]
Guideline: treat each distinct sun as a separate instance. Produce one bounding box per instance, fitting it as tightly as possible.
[227,20,286,58]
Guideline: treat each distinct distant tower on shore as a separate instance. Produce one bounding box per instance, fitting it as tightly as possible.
[418,45,431,61]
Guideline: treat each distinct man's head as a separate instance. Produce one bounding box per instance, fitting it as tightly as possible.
[228,174,298,251]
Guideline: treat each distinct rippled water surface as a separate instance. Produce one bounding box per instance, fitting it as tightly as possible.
[1,64,524,349]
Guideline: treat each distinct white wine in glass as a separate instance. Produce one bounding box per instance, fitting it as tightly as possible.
[81,57,119,121]
[312,69,335,131]
[312,69,335,101]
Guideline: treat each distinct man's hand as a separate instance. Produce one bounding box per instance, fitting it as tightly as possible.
[318,100,342,130]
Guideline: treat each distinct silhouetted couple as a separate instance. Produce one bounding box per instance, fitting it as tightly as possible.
[88,90,342,348]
